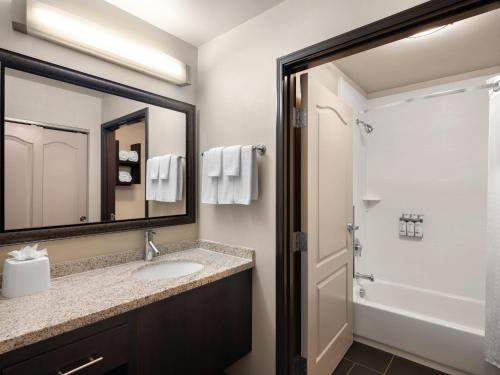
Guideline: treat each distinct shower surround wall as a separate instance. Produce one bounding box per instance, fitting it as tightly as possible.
[358,76,490,301]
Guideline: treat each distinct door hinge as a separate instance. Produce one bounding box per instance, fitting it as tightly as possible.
[293,231,307,253]
[294,107,307,128]
[292,355,307,375]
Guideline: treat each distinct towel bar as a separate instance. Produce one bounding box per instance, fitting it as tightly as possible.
[201,144,266,156]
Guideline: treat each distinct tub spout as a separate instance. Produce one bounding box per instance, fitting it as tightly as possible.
[355,272,374,282]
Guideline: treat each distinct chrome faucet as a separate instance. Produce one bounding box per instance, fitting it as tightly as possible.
[145,230,160,261]
[355,272,374,282]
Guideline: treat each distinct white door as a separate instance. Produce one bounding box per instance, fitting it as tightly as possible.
[4,122,43,230]
[4,122,88,229]
[302,74,354,375]
[41,127,88,226]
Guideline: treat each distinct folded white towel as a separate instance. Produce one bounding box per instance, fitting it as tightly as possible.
[119,150,129,161]
[128,150,139,162]
[118,170,132,183]
[176,157,184,201]
[148,156,160,180]
[157,155,179,202]
[234,145,258,205]
[146,157,160,200]
[205,147,223,177]
[223,145,241,176]
[201,153,218,204]
[218,175,234,204]
[159,154,171,179]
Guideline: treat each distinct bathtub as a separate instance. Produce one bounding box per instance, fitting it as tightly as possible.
[353,279,488,375]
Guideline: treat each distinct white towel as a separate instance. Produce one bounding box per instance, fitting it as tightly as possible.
[128,150,139,162]
[201,153,218,204]
[118,170,132,183]
[234,145,258,204]
[222,145,241,176]
[218,175,234,204]
[157,155,179,202]
[205,147,223,177]
[146,157,160,200]
[119,150,129,161]
[176,158,184,201]
[159,154,171,179]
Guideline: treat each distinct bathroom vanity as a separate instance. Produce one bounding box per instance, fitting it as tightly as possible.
[0,244,253,375]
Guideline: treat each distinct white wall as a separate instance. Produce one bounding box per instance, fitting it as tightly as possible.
[197,1,426,374]
[0,0,197,268]
[359,76,491,300]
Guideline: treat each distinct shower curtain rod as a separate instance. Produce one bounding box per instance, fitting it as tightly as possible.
[359,80,500,114]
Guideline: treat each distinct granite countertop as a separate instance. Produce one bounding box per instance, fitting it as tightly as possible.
[0,244,254,355]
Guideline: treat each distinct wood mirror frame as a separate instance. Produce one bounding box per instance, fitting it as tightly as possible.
[0,48,196,245]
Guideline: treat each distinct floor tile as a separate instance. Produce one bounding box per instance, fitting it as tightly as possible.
[332,358,355,375]
[386,356,447,375]
[344,342,393,373]
[348,364,381,375]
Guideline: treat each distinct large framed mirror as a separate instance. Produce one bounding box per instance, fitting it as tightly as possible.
[0,48,196,244]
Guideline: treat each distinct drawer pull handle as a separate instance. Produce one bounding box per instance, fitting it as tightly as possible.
[57,356,103,375]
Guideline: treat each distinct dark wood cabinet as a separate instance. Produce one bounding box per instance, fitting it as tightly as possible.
[0,270,252,375]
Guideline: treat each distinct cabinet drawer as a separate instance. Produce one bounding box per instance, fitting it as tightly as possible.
[3,324,128,375]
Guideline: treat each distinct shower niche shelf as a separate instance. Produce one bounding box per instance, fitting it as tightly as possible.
[362,197,381,202]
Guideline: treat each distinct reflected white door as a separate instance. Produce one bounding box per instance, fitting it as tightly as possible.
[41,127,88,226]
[302,74,354,375]
[4,123,88,229]
[4,122,43,230]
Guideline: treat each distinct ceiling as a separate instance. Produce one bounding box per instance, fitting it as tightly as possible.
[333,8,500,97]
[103,0,284,47]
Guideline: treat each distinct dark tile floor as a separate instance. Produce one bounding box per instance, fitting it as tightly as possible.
[333,341,448,375]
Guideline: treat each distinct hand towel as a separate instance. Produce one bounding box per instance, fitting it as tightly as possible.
[176,157,184,201]
[128,150,139,162]
[159,154,171,179]
[118,170,132,183]
[146,157,160,200]
[157,155,179,202]
[201,153,218,204]
[222,145,242,176]
[218,175,235,204]
[205,147,223,177]
[234,145,258,204]
[119,150,129,161]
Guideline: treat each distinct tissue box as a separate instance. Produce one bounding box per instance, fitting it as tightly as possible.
[2,257,50,298]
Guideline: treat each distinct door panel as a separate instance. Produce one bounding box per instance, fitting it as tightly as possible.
[303,74,353,375]
[42,128,88,226]
[4,123,43,230]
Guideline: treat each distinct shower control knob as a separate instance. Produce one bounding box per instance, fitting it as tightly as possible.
[347,223,359,233]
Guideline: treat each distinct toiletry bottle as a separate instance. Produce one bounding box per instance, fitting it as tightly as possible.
[399,215,407,236]
[407,214,415,237]
[415,214,424,238]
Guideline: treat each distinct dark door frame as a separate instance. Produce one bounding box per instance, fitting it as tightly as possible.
[275,1,500,374]
[101,107,149,222]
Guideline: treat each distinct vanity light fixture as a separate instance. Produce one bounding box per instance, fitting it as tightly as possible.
[11,0,190,86]
[409,25,449,38]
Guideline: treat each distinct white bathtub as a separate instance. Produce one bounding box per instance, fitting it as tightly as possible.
[353,279,489,375]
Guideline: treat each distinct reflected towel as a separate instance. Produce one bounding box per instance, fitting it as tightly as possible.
[119,150,129,161]
[234,145,258,204]
[159,154,171,179]
[146,157,160,200]
[128,150,139,162]
[118,170,132,183]
[222,145,241,176]
[157,155,179,202]
[205,147,223,177]
[201,154,218,204]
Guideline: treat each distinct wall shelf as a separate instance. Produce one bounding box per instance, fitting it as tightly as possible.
[116,141,141,186]
[362,197,381,202]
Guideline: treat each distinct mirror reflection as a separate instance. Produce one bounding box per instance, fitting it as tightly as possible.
[4,68,186,230]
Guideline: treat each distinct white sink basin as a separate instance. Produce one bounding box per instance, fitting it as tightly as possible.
[133,261,204,281]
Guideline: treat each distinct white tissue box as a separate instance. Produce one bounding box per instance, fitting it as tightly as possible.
[2,257,50,298]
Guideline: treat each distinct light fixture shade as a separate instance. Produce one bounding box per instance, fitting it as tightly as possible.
[12,0,191,86]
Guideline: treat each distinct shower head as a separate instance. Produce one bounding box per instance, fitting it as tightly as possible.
[356,119,373,134]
